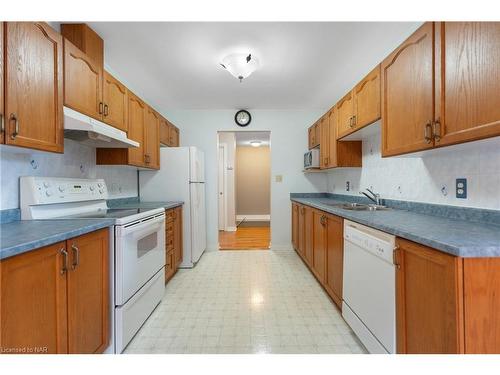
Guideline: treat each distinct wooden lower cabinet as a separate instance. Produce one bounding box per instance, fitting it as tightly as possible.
[291,203,299,251]
[312,210,327,284]
[324,214,343,309]
[0,228,109,354]
[165,206,183,283]
[291,202,343,310]
[396,238,500,354]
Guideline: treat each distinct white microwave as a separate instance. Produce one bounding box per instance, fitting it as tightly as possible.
[304,149,320,169]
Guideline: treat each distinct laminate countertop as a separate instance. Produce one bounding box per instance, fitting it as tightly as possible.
[291,197,500,258]
[0,219,115,260]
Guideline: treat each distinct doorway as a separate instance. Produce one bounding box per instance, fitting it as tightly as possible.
[217,131,271,250]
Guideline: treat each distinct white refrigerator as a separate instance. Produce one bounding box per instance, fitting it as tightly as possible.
[139,147,206,268]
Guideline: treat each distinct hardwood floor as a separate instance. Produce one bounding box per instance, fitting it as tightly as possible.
[219,226,270,250]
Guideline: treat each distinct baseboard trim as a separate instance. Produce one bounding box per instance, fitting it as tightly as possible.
[236,214,270,222]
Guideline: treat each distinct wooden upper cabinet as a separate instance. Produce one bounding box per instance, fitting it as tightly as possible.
[354,65,381,129]
[308,122,320,149]
[4,22,64,153]
[1,241,68,354]
[395,238,464,354]
[0,22,4,145]
[63,38,103,119]
[434,22,500,147]
[319,115,330,169]
[60,23,103,67]
[144,106,160,169]
[66,229,109,354]
[170,125,180,147]
[336,91,355,138]
[102,71,128,132]
[159,117,171,146]
[312,210,327,284]
[127,92,146,167]
[381,22,435,157]
[324,214,343,309]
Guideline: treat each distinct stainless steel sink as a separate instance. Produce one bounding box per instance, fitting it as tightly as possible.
[325,202,391,211]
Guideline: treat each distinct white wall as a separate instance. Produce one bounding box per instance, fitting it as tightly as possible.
[164,110,326,251]
[218,132,236,230]
[0,140,138,210]
[326,132,500,210]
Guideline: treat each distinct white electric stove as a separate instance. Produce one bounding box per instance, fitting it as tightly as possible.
[20,176,166,353]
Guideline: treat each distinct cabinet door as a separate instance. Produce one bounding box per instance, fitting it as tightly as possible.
[159,117,171,146]
[170,125,179,147]
[336,91,354,138]
[67,229,109,354]
[145,106,160,169]
[63,38,103,120]
[304,206,314,267]
[395,239,464,354]
[297,204,306,258]
[325,214,343,309]
[291,203,299,250]
[312,210,327,283]
[308,126,314,149]
[0,22,4,144]
[381,22,434,157]
[319,115,330,169]
[354,65,381,129]
[1,242,68,354]
[434,22,500,147]
[174,206,183,267]
[127,92,146,167]
[5,22,64,153]
[165,250,176,282]
[102,71,128,132]
[327,109,337,168]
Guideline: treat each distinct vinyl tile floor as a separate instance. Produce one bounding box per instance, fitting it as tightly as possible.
[124,249,367,354]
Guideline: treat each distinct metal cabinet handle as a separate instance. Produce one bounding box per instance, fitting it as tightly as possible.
[349,116,353,128]
[424,122,433,144]
[320,215,327,226]
[104,104,109,117]
[60,248,68,275]
[393,246,401,270]
[353,115,356,126]
[145,154,150,164]
[433,119,441,142]
[71,244,79,270]
[10,113,19,139]
[99,102,104,115]
[0,114,4,135]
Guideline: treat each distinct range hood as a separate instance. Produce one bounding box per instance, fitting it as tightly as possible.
[63,106,139,148]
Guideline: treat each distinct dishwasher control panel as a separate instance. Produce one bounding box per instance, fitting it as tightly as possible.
[344,220,396,264]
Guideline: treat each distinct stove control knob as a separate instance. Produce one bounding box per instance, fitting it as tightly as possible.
[43,181,50,188]
[58,185,65,192]
[99,189,104,194]
[46,189,53,197]
[89,185,95,191]
[97,182,103,188]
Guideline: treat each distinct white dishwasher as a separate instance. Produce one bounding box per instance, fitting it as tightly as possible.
[342,220,396,354]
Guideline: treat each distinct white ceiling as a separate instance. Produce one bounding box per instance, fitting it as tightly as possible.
[234,131,270,147]
[87,22,422,111]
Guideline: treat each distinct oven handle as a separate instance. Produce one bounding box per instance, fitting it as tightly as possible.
[119,215,165,237]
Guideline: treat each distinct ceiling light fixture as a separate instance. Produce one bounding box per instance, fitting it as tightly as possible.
[250,140,262,147]
[220,53,260,82]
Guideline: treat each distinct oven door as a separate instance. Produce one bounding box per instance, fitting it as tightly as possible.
[115,213,165,305]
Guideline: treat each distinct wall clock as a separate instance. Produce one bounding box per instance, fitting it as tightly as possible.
[235,110,252,127]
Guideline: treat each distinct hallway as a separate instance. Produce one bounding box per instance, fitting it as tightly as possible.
[124,250,366,354]
[219,226,271,250]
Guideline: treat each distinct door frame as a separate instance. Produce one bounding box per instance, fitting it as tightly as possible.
[218,143,228,231]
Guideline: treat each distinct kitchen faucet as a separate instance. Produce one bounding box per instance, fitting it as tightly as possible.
[360,188,381,205]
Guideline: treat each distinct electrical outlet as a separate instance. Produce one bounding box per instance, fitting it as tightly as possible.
[346,181,350,192]
[275,175,283,183]
[456,178,467,199]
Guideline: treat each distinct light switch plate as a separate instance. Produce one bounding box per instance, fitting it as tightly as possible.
[456,178,467,199]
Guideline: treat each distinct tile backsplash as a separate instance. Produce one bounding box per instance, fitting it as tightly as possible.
[326,134,500,210]
[0,139,138,210]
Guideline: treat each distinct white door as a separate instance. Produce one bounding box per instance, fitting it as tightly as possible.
[218,145,225,231]
[190,182,206,263]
